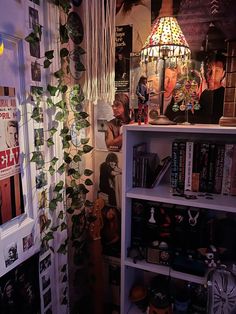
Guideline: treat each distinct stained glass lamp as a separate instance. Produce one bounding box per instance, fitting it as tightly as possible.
[141,12,191,124]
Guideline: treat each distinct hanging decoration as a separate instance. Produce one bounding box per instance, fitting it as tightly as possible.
[0,34,4,56]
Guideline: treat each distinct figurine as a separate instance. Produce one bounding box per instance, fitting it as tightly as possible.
[136,76,149,125]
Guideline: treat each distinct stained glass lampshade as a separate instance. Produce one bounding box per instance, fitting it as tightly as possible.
[140,16,191,124]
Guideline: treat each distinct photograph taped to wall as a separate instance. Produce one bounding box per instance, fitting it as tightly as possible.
[94,150,122,210]
[0,253,40,314]
[23,232,34,252]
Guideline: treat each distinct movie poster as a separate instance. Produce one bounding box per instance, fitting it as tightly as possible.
[115,25,132,92]
[0,253,41,314]
[0,86,24,225]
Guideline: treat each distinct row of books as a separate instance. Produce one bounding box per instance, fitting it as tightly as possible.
[132,142,171,188]
[171,140,236,195]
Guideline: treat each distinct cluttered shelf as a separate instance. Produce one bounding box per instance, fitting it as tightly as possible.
[126,184,236,213]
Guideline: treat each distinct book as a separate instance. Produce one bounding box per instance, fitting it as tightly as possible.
[171,140,180,192]
[151,156,171,187]
[199,142,210,192]
[184,141,194,191]
[192,142,201,192]
[177,141,186,192]
[214,144,225,194]
[207,143,217,193]
[221,144,234,195]
[133,142,147,187]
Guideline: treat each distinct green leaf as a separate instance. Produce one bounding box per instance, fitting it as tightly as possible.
[54,180,64,192]
[55,111,65,121]
[58,163,66,175]
[50,157,59,166]
[31,107,42,122]
[62,139,70,149]
[61,222,67,231]
[43,231,54,241]
[47,138,54,147]
[58,210,64,219]
[60,127,69,136]
[47,84,58,96]
[31,151,42,162]
[72,171,81,180]
[57,243,67,254]
[60,24,69,44]
[55,100,66,109]
[71,46,86,55]
[75,119,90,130]
[45,50,54,59]
[84,169,93,176]
[73,154,81,162]
[47,98,55,108]
[85,178,93,186]
[83,145,93,154]
[81,138,90,145]
[68,168,76,176]
[59,85,68,94]
[49,166,55,175]
[51,225,59,232]
[79,112,89,119]
[25,32,39,43]
[44,59,52,68]
[54,69,64,79]
[56,193,63,202]
[64,155,72,164]
[60,48,69,58]
[49,199,57,211]
[49,127,57,136]
[70,180,77,187]
[75,60,86,72]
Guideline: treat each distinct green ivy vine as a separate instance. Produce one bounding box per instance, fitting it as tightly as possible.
[25,0,94,272]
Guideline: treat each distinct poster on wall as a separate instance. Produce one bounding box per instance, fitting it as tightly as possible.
[0,86,24,225]
[0,253,41,314]
[115,25,132,92]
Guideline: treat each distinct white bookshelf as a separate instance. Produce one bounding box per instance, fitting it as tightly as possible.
[121,124,236,314]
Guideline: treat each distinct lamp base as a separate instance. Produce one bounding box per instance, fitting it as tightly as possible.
[149,115,176,125]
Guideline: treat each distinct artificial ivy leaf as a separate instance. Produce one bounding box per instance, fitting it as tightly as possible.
[43,231,54,242]
[33,24,42,40]
[49,199,57,211]
[50,157,59,165]
[61,296,68,305]
[78,183,89,194]
[84,169,93,176]
[72,171,81,180]
[70,180,77,187]
[61,222,67,231]
[58,210,64,219]
[60,48,69,58]
[75,60,85,72]
[73,154,81,162]
[62,274,67,283]
[47,84,58,96]
[55,100,66,110]
[31,151,42,162]
[45,50,54,59]
[54,69,64,79]
[51,225,59,232]
[60,24,69,44]
[72,46,86,55]
[61,264,67,272]
[75,119,90,130]
[55,111,65,121]
[83,145,93,154]
[25,32,39,43]
[60,85,68,94]
[85,178,93,186]
[54,180,64,192]
[79,112,89,119]
[47,138,54,147]
[47,98,55,108]
[81,138,90,145]
[62,139,70,149]
[66,187,74,196]
[56,193,63,202]
[64,155,72,164]
[57,243,67,254]
[64,134,71,141]
[68,168,76,176]
[43,59,52,68]
[31,107,42,122]
[57,163,66,175]
[60,127,69,136]
[49,246,55,253]
[49,166,55,176]
[49,127,57,136]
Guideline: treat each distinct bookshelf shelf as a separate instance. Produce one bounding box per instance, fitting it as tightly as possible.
[121,123,236,314]
[126,185,236,213]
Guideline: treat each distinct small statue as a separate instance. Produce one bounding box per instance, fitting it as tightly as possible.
[136,76,149,125]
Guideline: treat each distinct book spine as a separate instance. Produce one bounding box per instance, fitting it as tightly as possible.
[222,144,234,195]
[177,141,186,193]
[214,144,225,194]
[184,141,194,191]
[230,144,236,196]
[207,143,216,193]
[192,142,201,192]
[199,142,210,192]
[171,141,179,192]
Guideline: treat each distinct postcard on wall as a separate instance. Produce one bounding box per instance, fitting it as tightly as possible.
[0,86,24,225]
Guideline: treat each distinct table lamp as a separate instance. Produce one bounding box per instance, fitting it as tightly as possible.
[140,0,191,124]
